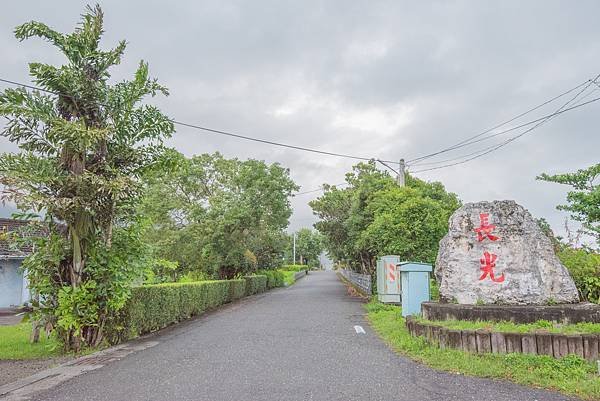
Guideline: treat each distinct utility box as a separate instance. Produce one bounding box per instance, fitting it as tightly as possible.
[376,255,401,304]
[399,262,432,317]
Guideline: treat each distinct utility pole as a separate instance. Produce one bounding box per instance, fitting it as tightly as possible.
[293,232,296,265]
[397,158,406,187]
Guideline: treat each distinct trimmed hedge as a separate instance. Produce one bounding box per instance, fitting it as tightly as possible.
[282,264,309,272]
[109,279,246,343]
[259,270,285,289]
[244,275,268,295]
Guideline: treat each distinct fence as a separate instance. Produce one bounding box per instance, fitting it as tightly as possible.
[339,269,372,295]
[405,316,600,362]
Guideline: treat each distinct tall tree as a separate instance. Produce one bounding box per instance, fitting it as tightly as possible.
[311,161,460,275]
[0,5,174,350]
[288,228,324,267]
[140,151,298,279]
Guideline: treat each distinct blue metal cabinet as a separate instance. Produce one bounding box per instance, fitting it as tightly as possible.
[376,255,401,304]
[398,262,432,317]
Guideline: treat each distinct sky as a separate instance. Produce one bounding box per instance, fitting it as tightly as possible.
[0,1,598,241]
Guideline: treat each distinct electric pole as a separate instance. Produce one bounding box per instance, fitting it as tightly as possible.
[293,232,296,265]
[397,158,406,187]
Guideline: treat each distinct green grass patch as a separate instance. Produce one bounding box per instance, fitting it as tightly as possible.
[0,323,61,360]
[366,301,600,400]
[414,316,600,335]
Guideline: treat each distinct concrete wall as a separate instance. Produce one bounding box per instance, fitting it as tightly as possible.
[0,258,27,307]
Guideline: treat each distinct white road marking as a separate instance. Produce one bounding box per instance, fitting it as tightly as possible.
[354,325,366,334]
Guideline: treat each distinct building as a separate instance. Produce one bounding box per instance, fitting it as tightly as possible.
[0,218,40,307]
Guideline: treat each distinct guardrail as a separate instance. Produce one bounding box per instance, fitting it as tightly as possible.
[339,269,371,296]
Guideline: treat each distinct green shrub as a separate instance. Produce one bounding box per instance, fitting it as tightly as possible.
[244,275,268,295]
[281,264,308,272]
[258,270,285,288]
[108,279,244,343]
[229,279,247,301]
[558,247,600,303]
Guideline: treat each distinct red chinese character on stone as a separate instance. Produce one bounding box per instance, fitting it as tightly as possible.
[474,213,499,242]
[479,251,505,283]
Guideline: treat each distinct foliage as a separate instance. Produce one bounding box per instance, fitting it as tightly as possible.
[108,279,245,343]
[367,302,600,400]
[258,269,286,289]
[140,151,297,279]
[558,246,600,303]
[538,163,600,246]
[0,6,173,350]
[244,275,268,296]
[281,264,309,272]
[310,161,460,275]
[286,228,324,267]
[0,323,61,360]
[281,270,297,286]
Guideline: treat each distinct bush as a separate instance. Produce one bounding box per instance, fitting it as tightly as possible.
[108,279,245,343]
[558,247,600,303]
[244,275,268,295]
[258,270,285,289]
[229,279,247,301]
[281,264,308,272]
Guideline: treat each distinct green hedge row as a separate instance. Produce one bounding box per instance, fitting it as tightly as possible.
[258,270,285,289]
[281,264,310,272]
[109,279,246,343]
[244,275,268,295]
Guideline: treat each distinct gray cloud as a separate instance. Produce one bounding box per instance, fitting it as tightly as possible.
[1,0,598,240]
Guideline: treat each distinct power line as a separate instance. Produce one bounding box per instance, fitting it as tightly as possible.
[0,77,399,164]
[409,91,600,168]
[411,82,600,174]
[406,78,595,165]
[376,159,400,175]
[294,182,347,196]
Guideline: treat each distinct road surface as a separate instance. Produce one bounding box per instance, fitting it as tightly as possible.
[26,271,573,401]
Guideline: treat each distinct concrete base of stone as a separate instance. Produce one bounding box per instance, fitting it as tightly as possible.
[422,302,600,324]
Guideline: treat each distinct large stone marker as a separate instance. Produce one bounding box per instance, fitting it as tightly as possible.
[436,200,579,305]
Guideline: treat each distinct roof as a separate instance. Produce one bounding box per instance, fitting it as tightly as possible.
[0,218,47,257]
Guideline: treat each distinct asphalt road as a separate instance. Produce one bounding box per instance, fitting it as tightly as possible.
[28,271,574,401]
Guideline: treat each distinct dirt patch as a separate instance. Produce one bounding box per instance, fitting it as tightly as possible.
[0,357,73,387]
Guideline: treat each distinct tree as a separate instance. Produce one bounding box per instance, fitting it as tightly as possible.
[537,163,600,246]
[358,186,453,264]
[288,228,324,267]
[311,161,395,272]
[0,6,174,350]
[140,151,298,279]
[311,161,460,275]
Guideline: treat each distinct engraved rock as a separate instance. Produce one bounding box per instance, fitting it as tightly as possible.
[435,200,579,305]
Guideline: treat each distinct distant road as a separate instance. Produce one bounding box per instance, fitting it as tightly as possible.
[29,271,573,401]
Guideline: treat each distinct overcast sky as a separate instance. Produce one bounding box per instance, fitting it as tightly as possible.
[1,1,598,240]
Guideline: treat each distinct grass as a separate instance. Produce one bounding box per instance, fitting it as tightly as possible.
[366,301,600,400]
[414,316,600,335]
[0,323,62,360]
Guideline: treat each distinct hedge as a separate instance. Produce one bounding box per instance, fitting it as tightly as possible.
[281,264,309,272]
[108,279,246,343]
[244,275,268,295]
[258,270,285,289]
